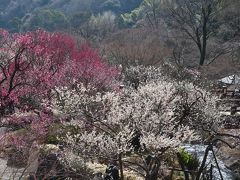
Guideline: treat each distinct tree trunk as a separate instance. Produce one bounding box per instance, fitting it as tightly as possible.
[118,153,124,180]
[199,50,206,66]
[199,3,211,66]
[199,22,207,66]
[177,152,190,180]
[145,156,160,180]
[145,171,159,180]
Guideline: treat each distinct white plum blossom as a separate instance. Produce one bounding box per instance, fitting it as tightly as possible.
[53,66,221,178]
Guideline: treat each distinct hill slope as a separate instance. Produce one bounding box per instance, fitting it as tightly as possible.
[0,0,143,31]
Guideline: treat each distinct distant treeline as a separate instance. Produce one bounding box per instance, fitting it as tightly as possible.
[0,0,143,32]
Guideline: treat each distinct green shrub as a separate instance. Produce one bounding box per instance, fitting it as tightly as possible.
[178,148,199,171]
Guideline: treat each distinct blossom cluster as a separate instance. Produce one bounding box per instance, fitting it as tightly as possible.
[0,29,119,115]
[53,66,221,177]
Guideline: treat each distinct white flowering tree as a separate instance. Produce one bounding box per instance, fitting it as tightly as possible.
[53,66,222,179]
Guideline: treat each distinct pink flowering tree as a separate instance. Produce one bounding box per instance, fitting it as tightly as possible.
[0,28,119,115]
[0,29,119,172]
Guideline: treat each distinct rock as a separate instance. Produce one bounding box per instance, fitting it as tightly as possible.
[229,160,240,179]
[0,127,8,136]
[7,149,28,168]
[24,141,40,176]
[40,144,60,154]
[35,153,65,179]
[0,127,9,154]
